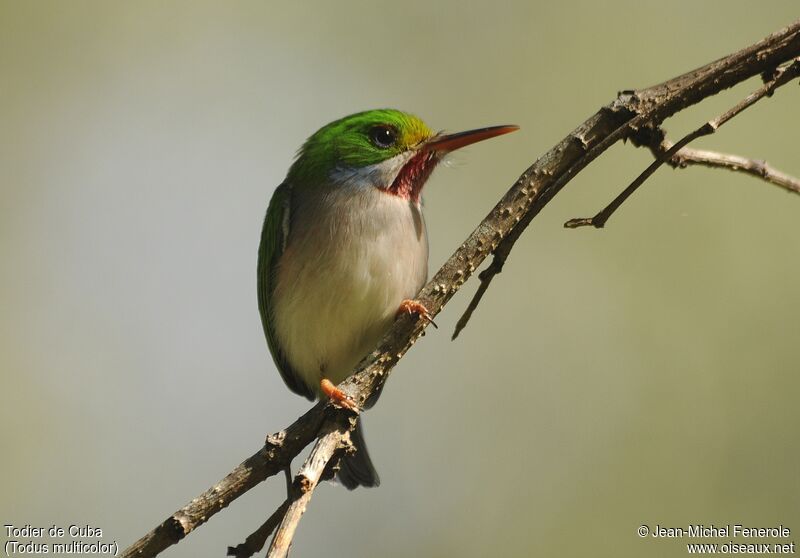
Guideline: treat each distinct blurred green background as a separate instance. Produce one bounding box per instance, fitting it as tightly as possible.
[2,2,798,557]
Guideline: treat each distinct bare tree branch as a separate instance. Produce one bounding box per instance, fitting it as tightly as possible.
[120,19,800,558]
[227,500,289,558]
[266,417,352,557]
[654,141,800,195]
[454,22,800,338]
[120,404,327,558]
[564,58,800,229]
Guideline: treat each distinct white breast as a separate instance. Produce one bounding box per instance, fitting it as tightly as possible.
[272,186,428,396]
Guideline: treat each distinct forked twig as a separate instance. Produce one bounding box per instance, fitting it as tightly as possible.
[266,421,351,558]
[227,500,290,558]
[564,58,800,229]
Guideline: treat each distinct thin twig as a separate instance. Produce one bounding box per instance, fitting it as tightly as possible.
[452,258,503,339]
[227,500,290,558]
[564,58,800,229]
[227,430,341,558]
[283,465,292,496]
[266,421,351,558]
[119,404,326,558]
[659,142,800,195]
[452,26,800,338]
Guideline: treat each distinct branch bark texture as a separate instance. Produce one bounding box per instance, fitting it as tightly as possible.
[655,141,800,196]
[120,19,800,558]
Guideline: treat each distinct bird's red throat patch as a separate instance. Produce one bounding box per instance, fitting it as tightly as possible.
[386,150,439,202]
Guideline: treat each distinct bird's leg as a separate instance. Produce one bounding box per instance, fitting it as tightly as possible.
[320,378,358,411]
[397,299,438,328]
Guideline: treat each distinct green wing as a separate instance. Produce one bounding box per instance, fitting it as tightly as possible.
[257,182,314,400]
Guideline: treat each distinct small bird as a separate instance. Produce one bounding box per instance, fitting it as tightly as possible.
[258,109,517,489]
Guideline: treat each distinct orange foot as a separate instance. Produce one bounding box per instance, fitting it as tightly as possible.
[320,378,358,411]
[397,299,438,329]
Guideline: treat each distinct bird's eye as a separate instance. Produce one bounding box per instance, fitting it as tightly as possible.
[368,125,397,148]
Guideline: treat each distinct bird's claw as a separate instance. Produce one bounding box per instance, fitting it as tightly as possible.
[320,378,359,412]
[397,299,438,329]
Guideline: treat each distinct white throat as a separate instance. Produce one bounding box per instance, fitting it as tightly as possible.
[329,151,416,190]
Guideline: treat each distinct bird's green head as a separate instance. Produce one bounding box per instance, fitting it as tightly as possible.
[287,109,517,202]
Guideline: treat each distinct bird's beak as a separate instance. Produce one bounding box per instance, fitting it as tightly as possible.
[425,124,519,153]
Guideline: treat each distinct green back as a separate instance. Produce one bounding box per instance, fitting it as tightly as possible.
[257,182,314,399]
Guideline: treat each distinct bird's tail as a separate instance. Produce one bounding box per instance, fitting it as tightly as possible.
[337,421,380,490]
